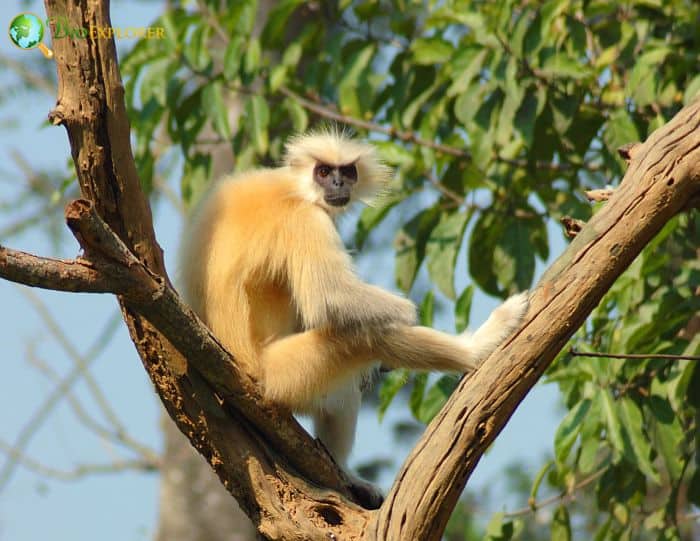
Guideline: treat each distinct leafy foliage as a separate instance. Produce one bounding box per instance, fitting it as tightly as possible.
[119,0,700,538]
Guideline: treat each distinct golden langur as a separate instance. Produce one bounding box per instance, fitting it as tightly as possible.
[180,131,528,489]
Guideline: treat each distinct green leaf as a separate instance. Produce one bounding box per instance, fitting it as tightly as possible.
[485,512,514,540]
[202,81,231,140]
[554,398,591,464]
[601,389,625,459]
[402,78,441,128]
[530,460,553,508]
[495,58,524,146]
[618,397,660,483]
[687,361,700,409]
[468,211,502,297]
[604,110,640,165]
[650,413,683,480]
[540,54,591,80]
[454,83,484,128]
[514,90,540,148]
[683,74,700,105]
[493,218,536,293]
[627,47,670,108]
[223,36,245,81]
[378,369,410,421]
[281,42,302,67]
[261,0,305,47]
[181,153,211,207]
[245,95,269,155]
[455,285,474,333]
[411,37,453,65]
[417,375,459,423]
[551,505,572,541]
[242,38,262,82]
[419,291,435,326]
[446,48,487,97]
[355,193,402,249]
[139,56,177,107]
[409,373,428,419]
[172,86,206,154]
[578,435,600,474]
[550,94,579,136]
[394,207,441,293]
[426,210,470,299]
[338,44,375,117]
[283,97,308,133]
[183,23,212,72]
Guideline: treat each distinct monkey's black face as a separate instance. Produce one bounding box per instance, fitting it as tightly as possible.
[314,162,358,207]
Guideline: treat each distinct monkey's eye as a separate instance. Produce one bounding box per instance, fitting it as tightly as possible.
[339,164,357,180]
[317,165,332,178]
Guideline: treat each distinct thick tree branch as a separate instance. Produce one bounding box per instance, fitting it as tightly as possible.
[374,99,700,540]
[0,245,112,292]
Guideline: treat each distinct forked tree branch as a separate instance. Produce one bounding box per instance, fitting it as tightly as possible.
[0,0,693,539]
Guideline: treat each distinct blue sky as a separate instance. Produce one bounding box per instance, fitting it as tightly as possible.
[0,2,562,539]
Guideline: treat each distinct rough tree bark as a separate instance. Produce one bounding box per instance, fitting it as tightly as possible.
[0,1,697,540]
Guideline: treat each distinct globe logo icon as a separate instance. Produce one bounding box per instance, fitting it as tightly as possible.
[8,12,54,59]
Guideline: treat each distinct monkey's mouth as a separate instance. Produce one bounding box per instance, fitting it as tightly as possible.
[325,195,351,207]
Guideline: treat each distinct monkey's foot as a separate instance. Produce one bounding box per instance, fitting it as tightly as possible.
[493,291,529,332]
[461,291,529,364]
[347,474,384,509]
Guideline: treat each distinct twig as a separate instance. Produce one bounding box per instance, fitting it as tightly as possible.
[279,85,474,157]
[426,173,465,205]
[21,288,128,434]
[25,349,160,463]
[570,349,700,361]
[0,53,55,95]
[0,439,158,481]
[504,468,606,518]
[0,313,122,489]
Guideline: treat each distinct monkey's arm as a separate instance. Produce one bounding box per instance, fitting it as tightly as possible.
[287,210,416,332]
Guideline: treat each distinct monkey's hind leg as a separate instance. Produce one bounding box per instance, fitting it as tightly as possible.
[260,329,373,410]
[314,384,384,508]
[313,384,361,467]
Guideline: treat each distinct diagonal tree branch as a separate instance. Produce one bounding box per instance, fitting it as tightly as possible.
[374,100,700,540]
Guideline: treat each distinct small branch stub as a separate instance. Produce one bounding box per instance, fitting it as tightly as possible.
[560,216,586,238]
[584,188,614,202]
[617,142,641,164]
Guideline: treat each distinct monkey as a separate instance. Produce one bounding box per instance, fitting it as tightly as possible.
[180,130,528,496]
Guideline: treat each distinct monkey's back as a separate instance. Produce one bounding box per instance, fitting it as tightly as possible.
[180,169,309,375]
